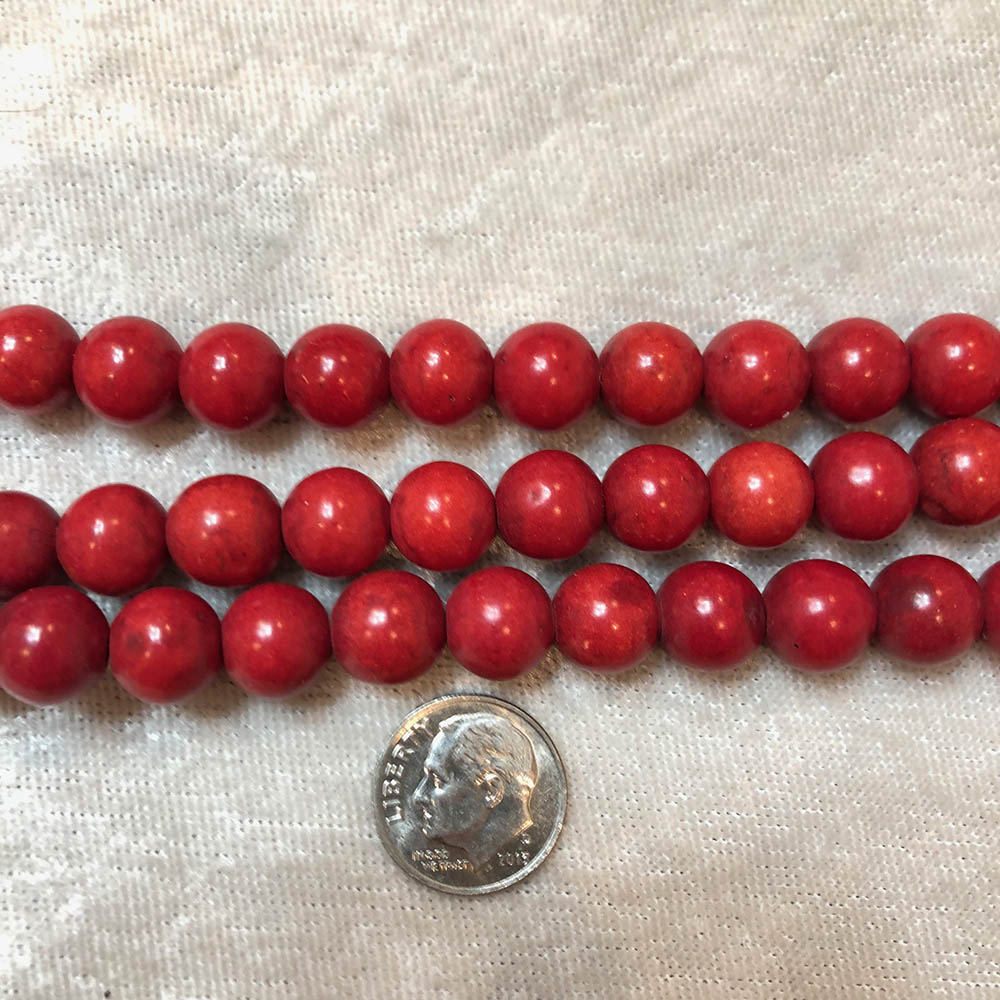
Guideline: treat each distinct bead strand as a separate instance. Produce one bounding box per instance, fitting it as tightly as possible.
[0,553,997,705]
[4,307,1000,432]
[3,420,999,597]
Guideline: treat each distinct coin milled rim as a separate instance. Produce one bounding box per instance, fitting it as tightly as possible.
[373,693,568,896]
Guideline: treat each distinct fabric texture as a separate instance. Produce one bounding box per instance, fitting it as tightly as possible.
[2,2,1000,997]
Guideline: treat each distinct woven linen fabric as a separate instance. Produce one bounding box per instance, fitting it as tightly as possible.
[2,2,1000,997]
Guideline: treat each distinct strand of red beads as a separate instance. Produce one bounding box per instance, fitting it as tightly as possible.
[4,308,1000,431]
[2,420,998,600]
[1,554,997,706]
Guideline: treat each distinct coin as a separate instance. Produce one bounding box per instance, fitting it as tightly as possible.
[374,694,567,895]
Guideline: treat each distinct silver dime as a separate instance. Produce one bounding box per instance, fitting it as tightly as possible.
[374,694,567,895]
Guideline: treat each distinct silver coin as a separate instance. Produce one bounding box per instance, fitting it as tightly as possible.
[374,694,567,895]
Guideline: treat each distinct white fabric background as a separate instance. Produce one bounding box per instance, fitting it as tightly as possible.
[2,2,999,997]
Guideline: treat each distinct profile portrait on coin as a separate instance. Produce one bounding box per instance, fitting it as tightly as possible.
[412,711,539,869]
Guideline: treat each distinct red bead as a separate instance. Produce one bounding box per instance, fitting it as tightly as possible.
[910,418,1000,526]
[599,322,703,426]
[873,555,983,665]
[73,316,181,425]
[908,313,1000,418]
[390,462,495,572]
[658,561,765,670]
[764,560,876,672]
[0,305,78,413]
[495,450,603,560]
[110,587,221,703]
[0,587,108,704]
[553,563,658,671]
[603,444,708,551]
[446,566,553,679]
[56,484,167,595]
[979,562,1000,656]
[390,318,492,425]
[331,570,444,683]
[0,491,59,600]
[223,583,331,697]
[166,475,282,587]
[284,324,390,428]
[709,442,814,547]
[494,322,599,430]
[811,432,918,541]
[179,322,284,431]
[807,317,909,423]
[282,467,389,577]
[703,320,810,428]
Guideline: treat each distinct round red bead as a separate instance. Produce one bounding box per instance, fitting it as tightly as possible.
[73,316,181,425]
[764,560,876,671]
[908,313,1000,418]
[446,566,553,679]
[494,322,599,430]
[179,322,284,431]
[0,586,108,704]
[284,324,390,428]
[599,322,703,426]
[390,462,495,572]
[390,318,492,425]
[807,317,909,423]
[0,491,59,600]
[979,562,1000,656]
[603,444,708,551]
[282,467,389,578]
[873,555,983,665]
[553,563,658,671]
[709,442,814,547]
[495,450,604,560]
[658,561,765,670]
[703,320,810,429]
[166,475,282,587]
[331,570,445,683]
[910,418,1000,526]
[56,484,167,595]
[0,305,78,413]
[110,587,221,703]
[811,432,918,541]
[223,583,331,697]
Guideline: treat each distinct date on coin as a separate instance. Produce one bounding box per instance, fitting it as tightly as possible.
[374,694,567,895]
